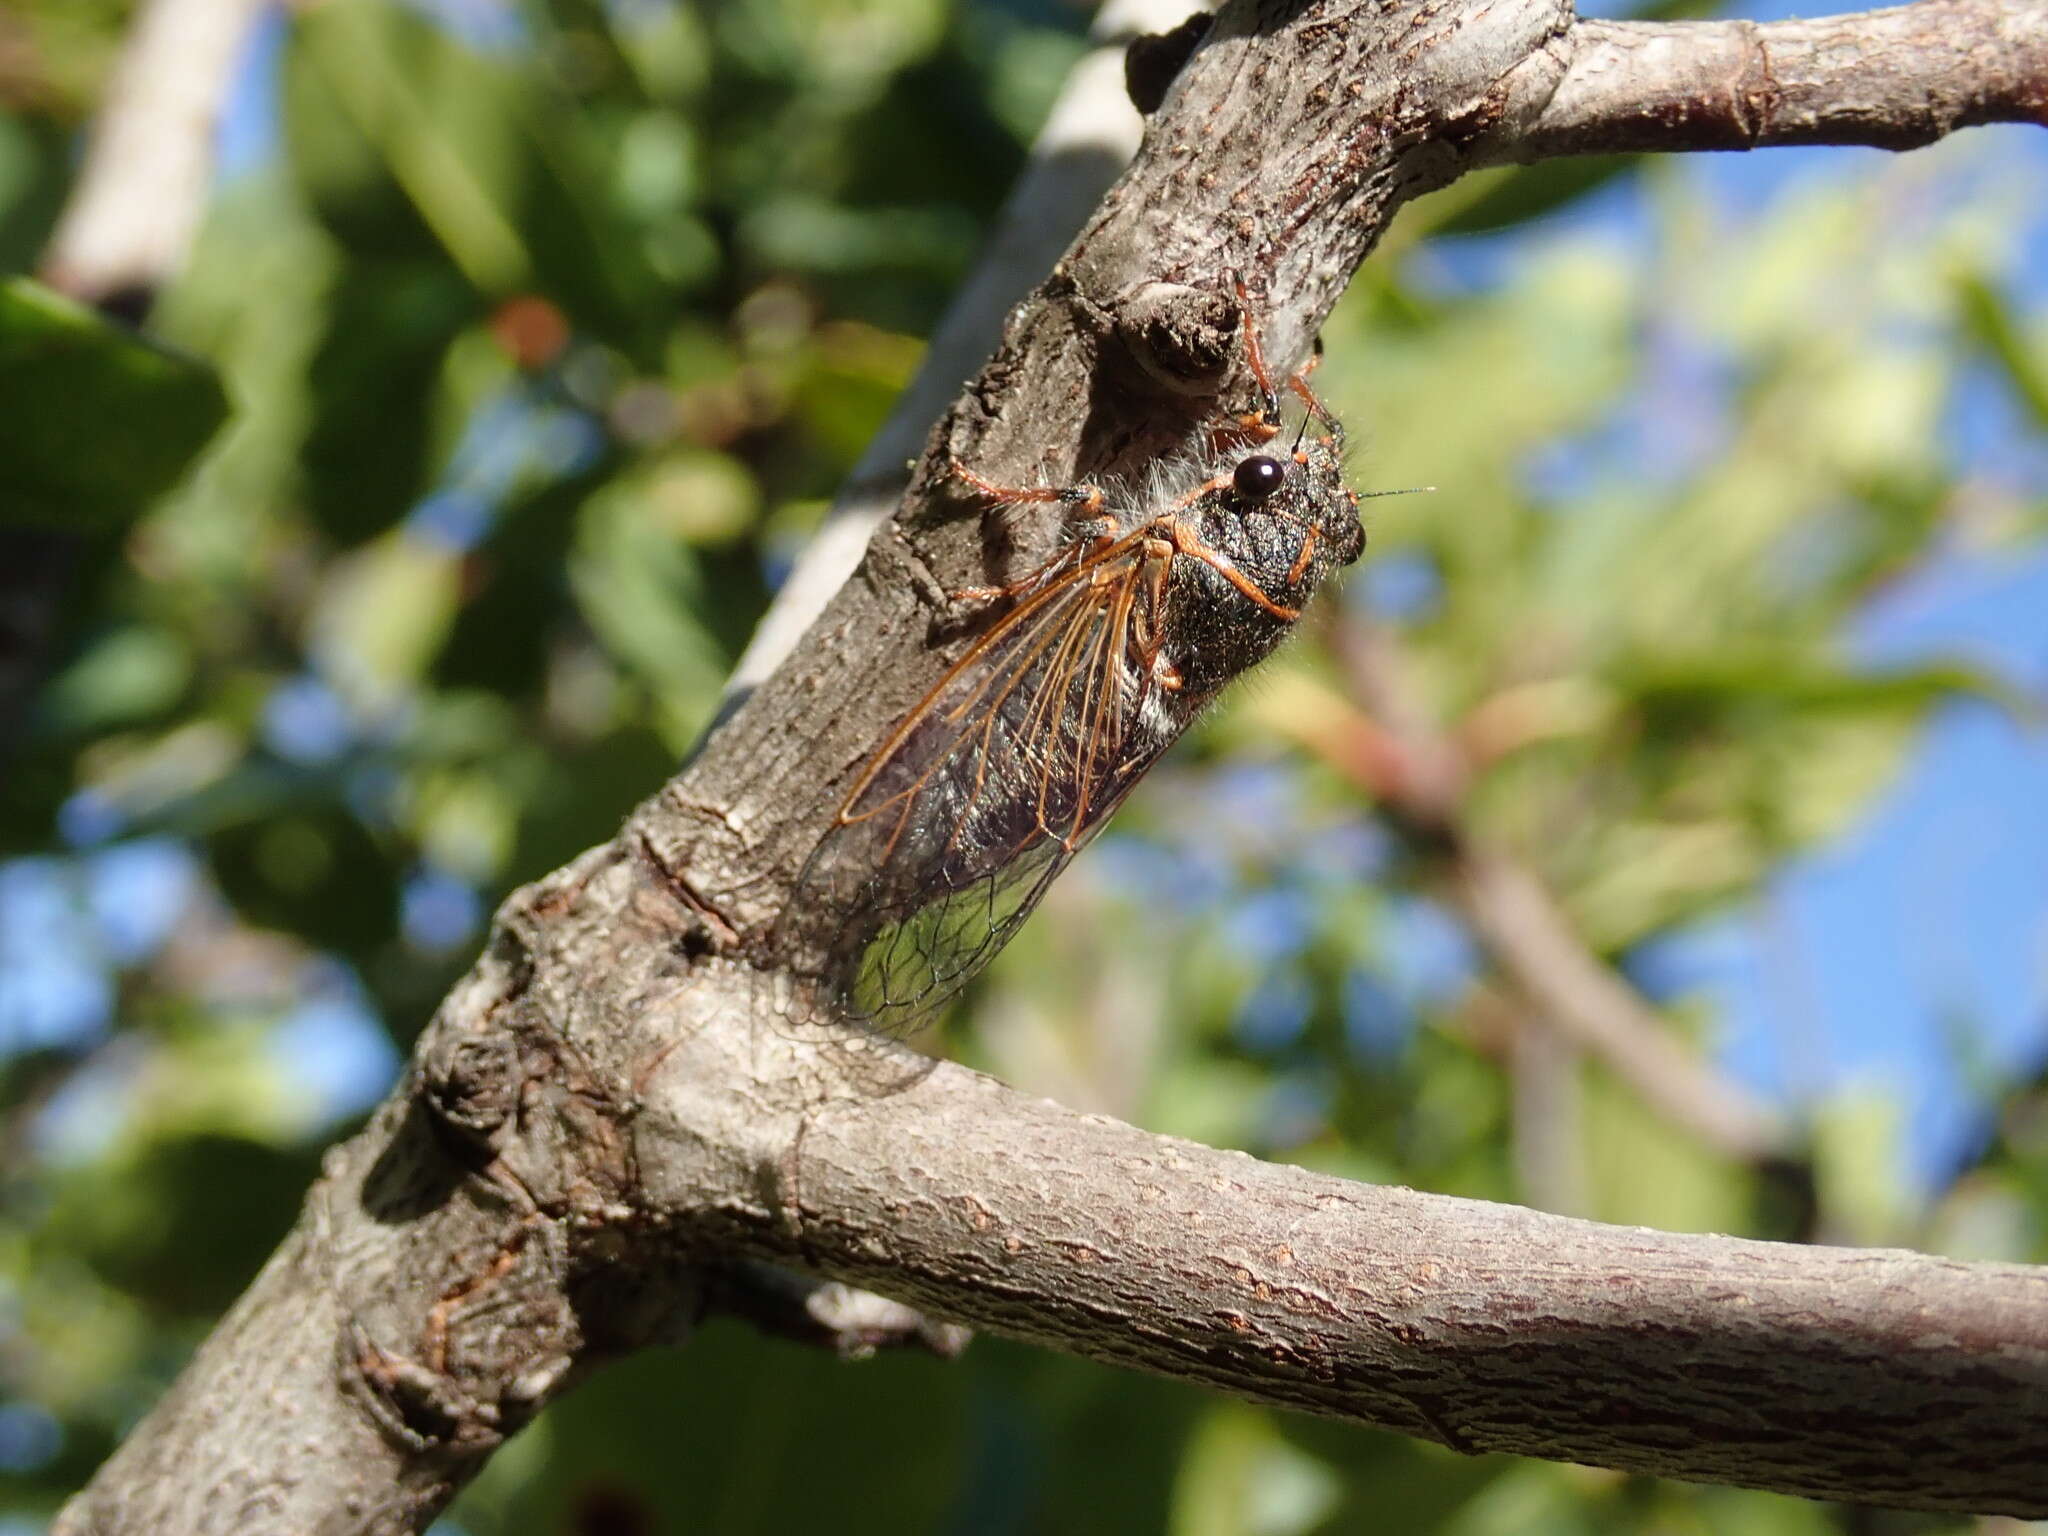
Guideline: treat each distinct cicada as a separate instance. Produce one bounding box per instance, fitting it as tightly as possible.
[773,285,1367,1039]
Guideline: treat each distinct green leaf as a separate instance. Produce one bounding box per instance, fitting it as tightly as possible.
[568,472,735,745]
[453,1320,971,1536]
[1618,654,2011,719]
[1958,269,2048,432]
[1810,1090,1914,1246]
[38,624,193,734]
[45,1132,319,1319]
[0,277,228,529]
[209,803,401,955]
[285,1,669,358]
[305,528,464,707]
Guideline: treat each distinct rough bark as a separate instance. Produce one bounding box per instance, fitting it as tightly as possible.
[58,0,2048,1530]
[1489,0,2048,161]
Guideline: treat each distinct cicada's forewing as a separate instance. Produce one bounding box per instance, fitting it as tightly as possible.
[843,833,1071,1035]
[778,533,1182,1038]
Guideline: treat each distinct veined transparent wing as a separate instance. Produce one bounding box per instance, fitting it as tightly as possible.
[780,528,1181,1038]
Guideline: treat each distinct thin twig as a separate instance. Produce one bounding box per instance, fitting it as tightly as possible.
[1490,0,2048,163]
[1449,839,1793,1160]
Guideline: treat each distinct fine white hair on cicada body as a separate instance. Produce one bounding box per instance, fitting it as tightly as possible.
[768,281,1370,1043]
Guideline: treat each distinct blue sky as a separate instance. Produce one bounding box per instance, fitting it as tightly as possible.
[1640,544,2048,1178]
[1681,128,2047,1177]
[1374,0,2048,1180]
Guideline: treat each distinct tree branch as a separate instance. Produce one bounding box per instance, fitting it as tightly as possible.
[1450,843,1795,1159]
[1490,0,2048,163]
[36,0,267,317]
[63,844,2048,1527]
[58,0,2048,1529]
[655,1030,2048,1515]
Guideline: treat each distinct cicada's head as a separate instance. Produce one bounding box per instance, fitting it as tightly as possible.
[1159,425,1365,699]
[1223,429,1365,579]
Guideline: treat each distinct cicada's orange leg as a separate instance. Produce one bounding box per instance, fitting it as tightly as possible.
[1232,278,1280,423]
[1213,282,1346,455]
[946,457,1116,602]
[1159,473,1234,514]
[1135,535,1183,695]
[1139,469,1316,599]
[947,459,1108,524]
[1201,278,1286,454]
[1288,371,1344,451]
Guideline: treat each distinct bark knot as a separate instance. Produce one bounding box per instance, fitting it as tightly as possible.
[421,1032,521,1151]
[343,1323,501,1456]
[1108,281,1243,399]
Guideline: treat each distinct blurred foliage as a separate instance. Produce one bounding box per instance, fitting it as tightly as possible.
[2,1,2046,1532]
[0,278,229,528]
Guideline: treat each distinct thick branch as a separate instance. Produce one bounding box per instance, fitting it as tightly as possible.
[67,843,2048,1531]
[1492,0,2048,162]
[644,1022,2048,1515]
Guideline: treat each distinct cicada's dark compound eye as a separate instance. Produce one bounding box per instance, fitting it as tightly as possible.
[1233,455,1286,503]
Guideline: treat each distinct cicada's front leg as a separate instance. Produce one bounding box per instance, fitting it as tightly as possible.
[1206,278,1284,454]
[943,458,1117,604]
[1287,343,1344,452]
[1210,282,1345,455]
